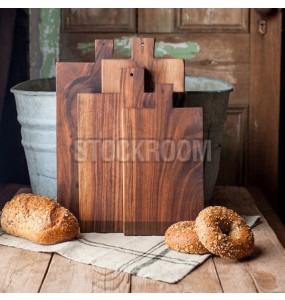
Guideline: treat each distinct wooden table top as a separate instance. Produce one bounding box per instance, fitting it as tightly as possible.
[0,186,285,293]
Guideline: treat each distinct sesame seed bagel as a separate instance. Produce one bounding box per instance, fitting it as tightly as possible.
[165,221,209,254]
[195,206,254,260]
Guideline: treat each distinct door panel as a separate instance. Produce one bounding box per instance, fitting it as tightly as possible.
[137,8,249,33]
[62,8,136,33]
[248,9,282,209]
[175,8,249,32]
[138,9,173,33]
[217,105,248,186]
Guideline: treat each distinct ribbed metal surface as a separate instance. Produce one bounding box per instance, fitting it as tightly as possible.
[11,78,56,199]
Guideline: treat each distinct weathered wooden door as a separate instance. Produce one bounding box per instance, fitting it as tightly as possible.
[60,8,282,209]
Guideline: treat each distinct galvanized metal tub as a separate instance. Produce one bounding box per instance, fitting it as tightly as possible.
[11,78,56,199]
[174,76,233,205]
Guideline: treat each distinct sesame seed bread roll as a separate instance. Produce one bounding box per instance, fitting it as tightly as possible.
[1,193,79,244]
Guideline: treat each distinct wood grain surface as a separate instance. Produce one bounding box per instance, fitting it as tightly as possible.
[248,9,282,210]
[122,68,204,235]
[77,93,122,232]
[77,66,201,234]
[0,245,52,292]
[1,186,285,292]
[212,187,285,292]
[101,37,185,93]
[56,40,113,218]
[131,258,222,292]
[75,68,156,233]
[40,254,131,293]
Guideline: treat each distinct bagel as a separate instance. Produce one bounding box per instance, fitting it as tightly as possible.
[195,206,254,260]
[165,221,209,254]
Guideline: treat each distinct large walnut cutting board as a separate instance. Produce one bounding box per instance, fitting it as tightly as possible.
[77,67,203,234]
[101,38,185,93]
[56,40,113,218]
[121,68,204,235]
[76,69,153,233]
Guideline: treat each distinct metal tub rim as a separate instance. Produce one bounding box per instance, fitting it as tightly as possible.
[11,78,56,96]
[185,76,233,94]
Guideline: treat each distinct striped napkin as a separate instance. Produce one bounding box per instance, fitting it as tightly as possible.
[0,215,260,283]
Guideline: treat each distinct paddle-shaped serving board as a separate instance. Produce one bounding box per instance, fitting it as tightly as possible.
[56,40,113,218]
[77,69,154,233]
[101,38,185,93]
[76,38,185,233]
[77,68,204,234]
[121,68,204,235]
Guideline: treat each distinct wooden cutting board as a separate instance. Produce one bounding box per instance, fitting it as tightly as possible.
[101,37,185,93]
[77,93,122,233]
[77,67,203,234]
[76,69,151,233]
[121,68,204,235]
[56,40,113,219]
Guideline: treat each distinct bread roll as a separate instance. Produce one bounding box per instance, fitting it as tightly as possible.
[1,193,79,244]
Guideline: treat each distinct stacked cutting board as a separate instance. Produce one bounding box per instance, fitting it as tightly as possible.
[57,38,204,235]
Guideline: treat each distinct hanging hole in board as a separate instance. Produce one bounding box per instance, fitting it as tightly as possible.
[130,73,134,77]
[102,42,105,46]
[141,43,144,47]
[161,89,164,94]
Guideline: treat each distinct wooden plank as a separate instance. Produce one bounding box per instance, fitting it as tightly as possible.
[138,9,174,33]
[248,187,285,248]
[60,33,249,62]
[40,254,130,293]
[248,9,282,210]
[216,105,248,186]
[0,245,52,292]
[212,187,259,215]
[153,7,248,34]
[77,93,122,232]
[56,40,113,219]
[175,8,249,33]
[212,186,285,292]
[101,37,185,93]
[122,68,204,235]
[244,220,285,292]
[62,8,136,33]
[212,256,257,292]
[131,258,222,292]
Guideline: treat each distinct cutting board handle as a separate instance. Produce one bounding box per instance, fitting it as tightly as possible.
[120,67,174,110]
[95,40,114,61]
[131,38,155,67]
[120,68,147,108]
